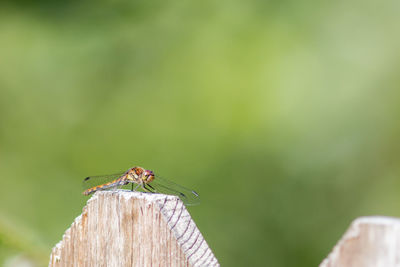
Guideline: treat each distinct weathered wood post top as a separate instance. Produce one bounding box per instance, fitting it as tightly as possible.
[320,216,400,267]
[49,191,219,267]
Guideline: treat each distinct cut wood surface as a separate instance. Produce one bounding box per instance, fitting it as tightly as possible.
[49,191,219,267]
[320,216,400,267]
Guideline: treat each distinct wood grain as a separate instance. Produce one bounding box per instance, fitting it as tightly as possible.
[49,191,219,267]
[320,216,400,267]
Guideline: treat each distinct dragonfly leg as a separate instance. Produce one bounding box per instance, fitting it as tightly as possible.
[131,183,141,192]
[147,183,156,191]
[143,184,155,193]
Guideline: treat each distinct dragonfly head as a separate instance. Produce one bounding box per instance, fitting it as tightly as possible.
[143,169,155,183]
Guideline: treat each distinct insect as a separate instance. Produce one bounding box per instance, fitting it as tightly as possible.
[82,166,200,205]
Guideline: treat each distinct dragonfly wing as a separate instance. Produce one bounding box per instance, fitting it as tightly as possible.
[149,177,200,205]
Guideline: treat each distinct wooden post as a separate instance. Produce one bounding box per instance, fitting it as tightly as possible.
[49,191,219,267]
[320,216,400,267]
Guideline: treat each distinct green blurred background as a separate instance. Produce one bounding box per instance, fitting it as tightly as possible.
[0,0,399,266]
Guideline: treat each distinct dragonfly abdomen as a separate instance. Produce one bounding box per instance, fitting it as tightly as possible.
[83,177,126,195]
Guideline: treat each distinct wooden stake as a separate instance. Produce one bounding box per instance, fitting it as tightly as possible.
[49,191,219,267]
[320,216,400,267]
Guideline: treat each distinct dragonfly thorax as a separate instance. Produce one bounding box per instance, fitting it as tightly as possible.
[127,167,155,184]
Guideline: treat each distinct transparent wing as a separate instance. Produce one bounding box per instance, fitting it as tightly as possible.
[82,172,127,192]
[148,177,200,206]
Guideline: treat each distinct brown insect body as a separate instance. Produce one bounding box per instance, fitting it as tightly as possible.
[83,167,155,196]
[82,166,199,206]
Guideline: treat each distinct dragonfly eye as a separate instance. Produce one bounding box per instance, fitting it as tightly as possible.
[146,174,155,183]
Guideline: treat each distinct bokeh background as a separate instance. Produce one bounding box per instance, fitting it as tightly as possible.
[0,0,399,266]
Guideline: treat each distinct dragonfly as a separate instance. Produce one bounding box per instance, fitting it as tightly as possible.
[82,166,200,205]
